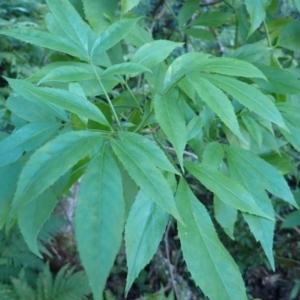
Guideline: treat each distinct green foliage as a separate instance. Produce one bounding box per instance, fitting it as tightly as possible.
[1,0,300,299]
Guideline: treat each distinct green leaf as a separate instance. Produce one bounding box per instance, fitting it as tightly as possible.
[163,52,210,92]
[226,153,275,269]
[281,210,300,228]
[200,58,266,79]
[262,152,294,175]
[125,190,169,292]
[0,161,23,229]
[228,43,270,63]
[18,188,58,257]
[214,196,237,240]
[280,119,300,152]
[253,64,300,94]
[118,131,179,174]
[225,146,297,207]
[0,28,85,59]
[154,92,187,170]
[12,131,104,214]
[187,73,245,142]
[6,78,110,127]
[202,142,224,169]
[102,62,150,77]
[178,0,199,27]
[75,144,124,300]
[46,0,95,56]
[122,0,141,15]
[6,94,56,122]
[201,74,287,130]
[294,0,300,13]
[183,28,215,41]
[245,0,271,36]
[38,66,95,84]
[111,139,183,223]
[185,162,273,219]
[82,0,118,34]
[190,11,233,27]
[176,179,247,300]
[277,21,300,51]
[131,40,182,69]
[91,18,140,58]
[0,122,60,168]
[241,114,263,148]
[187,115,203,141]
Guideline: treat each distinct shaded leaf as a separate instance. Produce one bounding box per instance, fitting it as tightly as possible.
[91,18,140,58]
[277,21,300,51]
[82,0,118,34]
[201,58,266,79]
[245,0,271,36]
[122,0,141,15]
[214,195,237,240]
[253,64,300,94]
[154,92,187,170]
[185,162,272,218]
[163,52,210,92]
[202,142,224,169]
[102,62,150,77]
[18,188,58,257]
[241,114,263,148]
[125,190,169,292]
[0,28,85,58]
[201,74,287,130]
[187,73,245,142]
[0,161,23,229]
[6,94,56,122]
[0,122,60,168]
[191,11,233,27]
[226,152,275,269]
[75,144,124,300]
[225,145,297,207]
[111,138,182,223]
[178,0,200,27]
[177,179,247,300]
[12,131,104,214]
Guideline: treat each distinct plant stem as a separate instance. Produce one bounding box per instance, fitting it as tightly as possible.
[90,62,122,130]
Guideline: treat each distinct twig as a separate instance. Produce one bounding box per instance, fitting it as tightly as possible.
[164,146,199,160]
[200,0,223,6]
[209,26,225,55]
[150,3,168,32]
[164,219,180,300]
[276,213,300,236]
[141,126,160,135]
